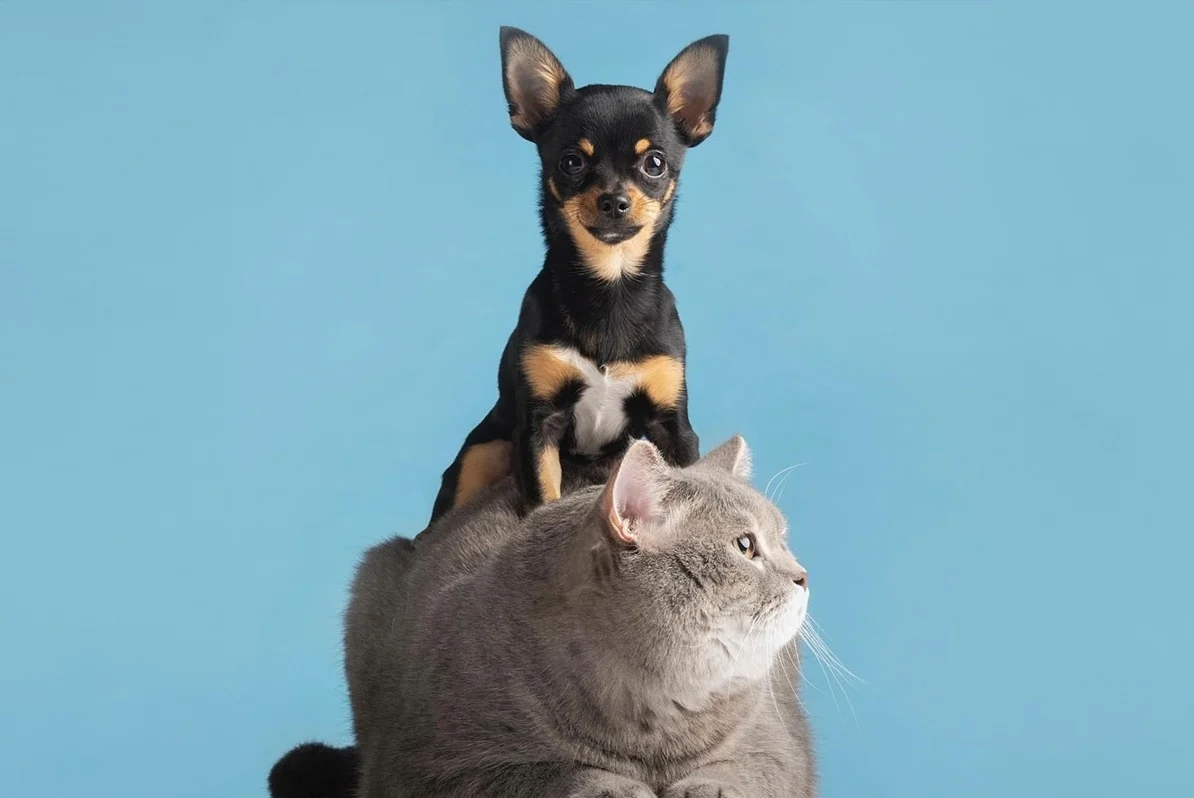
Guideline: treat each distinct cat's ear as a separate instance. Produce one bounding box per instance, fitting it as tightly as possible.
[601,440,668,547]
[701,435,752,481]
[653,34,729,147]
[500,26,575,142]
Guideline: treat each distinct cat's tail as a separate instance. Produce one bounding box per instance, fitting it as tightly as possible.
[268,742,359,798]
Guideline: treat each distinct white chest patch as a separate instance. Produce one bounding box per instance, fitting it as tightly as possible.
[521,343,685,457]
[556,349,637,455]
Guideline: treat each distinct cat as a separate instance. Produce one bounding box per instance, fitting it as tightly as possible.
[343,434,816,797]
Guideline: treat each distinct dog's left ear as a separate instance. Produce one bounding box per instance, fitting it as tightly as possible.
[500,26,575,142]
[654,35,729,148]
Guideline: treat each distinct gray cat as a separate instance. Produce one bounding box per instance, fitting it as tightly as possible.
[344,435,816,797]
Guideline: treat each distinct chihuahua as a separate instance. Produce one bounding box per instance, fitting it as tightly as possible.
[427,27,730,523]
[268,31,733,797]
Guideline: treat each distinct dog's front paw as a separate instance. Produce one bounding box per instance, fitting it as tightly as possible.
[662,780,745,798]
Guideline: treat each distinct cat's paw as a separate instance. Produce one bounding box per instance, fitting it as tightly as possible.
[661,780,745,798]
[564,770,657,798]
[566,785,655,798]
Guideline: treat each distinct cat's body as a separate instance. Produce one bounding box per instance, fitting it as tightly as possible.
[346,437,816,798]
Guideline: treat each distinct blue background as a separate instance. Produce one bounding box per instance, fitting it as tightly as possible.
[2,2,1190,796]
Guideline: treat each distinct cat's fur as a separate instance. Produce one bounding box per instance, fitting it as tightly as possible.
[346,435,816,797]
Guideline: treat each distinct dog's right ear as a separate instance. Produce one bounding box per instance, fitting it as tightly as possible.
[500,27,575,142]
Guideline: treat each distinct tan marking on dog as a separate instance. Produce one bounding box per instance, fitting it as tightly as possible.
[453,440,513,507]
[522,343,585,401]
[537,444,563,502]
[662,179,676,204]
[625,184,663,229]
[548,177,561,202]
[561,184,663,282]
[578,138,595,156]
[607,354,685,409]
[635,138,652,155]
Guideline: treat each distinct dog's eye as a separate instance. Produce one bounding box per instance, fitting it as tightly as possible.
[641,151,667,178]
[559,152,587,177]
[735,534,756,558]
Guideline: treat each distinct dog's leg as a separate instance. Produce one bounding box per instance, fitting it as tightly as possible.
[429,408,513,524]
[514,399,574,513]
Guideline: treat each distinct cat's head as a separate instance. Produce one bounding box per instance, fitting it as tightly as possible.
[572,435,809,692]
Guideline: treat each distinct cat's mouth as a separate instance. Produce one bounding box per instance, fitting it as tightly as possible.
[771,592,808,644]
[765,592,810,648]
[707,594,808,682]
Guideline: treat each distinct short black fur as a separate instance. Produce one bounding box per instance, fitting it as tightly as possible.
[428,27,730,523]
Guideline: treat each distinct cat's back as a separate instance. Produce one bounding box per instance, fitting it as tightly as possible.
[343,533,417,740]
[410,480,524,590]
[348,480,522,642]
[344,481,524,749]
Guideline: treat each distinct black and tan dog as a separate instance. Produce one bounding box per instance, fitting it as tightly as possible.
[428,26,730,524]
[269,28,732,797]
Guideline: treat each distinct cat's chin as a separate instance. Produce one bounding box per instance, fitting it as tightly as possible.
[780,587,810,645]
[741,591,810,679]
[698,598,805,688]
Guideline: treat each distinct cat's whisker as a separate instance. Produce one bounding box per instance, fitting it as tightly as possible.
[811,634,858,725]
[805,618,869,688]
[790,647,815,697]
[764,631,789,730]
[764,462,807,502]
[777,641,801,700]
[799,623,864,732]
[670,631,709,654]
[764,464,803,499]
[802,628,843,715]
[789,643,823,695]
[733,614,765,668]
[790,639,829,699]
[774,465,804,503]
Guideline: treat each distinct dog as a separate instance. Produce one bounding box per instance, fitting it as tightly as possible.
[427,26,729,524]
[269,26,732,798]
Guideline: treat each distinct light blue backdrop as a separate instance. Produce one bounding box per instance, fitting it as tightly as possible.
[2,2,1190,797]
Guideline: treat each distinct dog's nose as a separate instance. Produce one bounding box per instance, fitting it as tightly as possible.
[597,193,631,220]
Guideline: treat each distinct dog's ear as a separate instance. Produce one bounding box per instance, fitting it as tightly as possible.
[654,35,729,147]
[499,27,575,142]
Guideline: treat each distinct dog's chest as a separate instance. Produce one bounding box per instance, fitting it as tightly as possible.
[562,350,637,454]
[522,343,685,456]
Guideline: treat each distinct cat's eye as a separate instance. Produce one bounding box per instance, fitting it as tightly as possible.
[559,151,587,177]
[735,534,756,558]
[641,151,667,178]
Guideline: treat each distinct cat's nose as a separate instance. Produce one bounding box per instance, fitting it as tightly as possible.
[791,568,808,589]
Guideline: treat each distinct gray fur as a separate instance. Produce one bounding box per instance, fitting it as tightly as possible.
[345,436,816,797]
